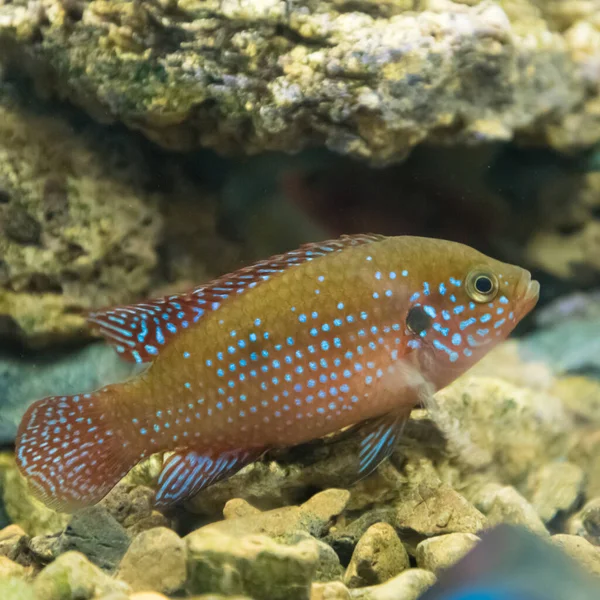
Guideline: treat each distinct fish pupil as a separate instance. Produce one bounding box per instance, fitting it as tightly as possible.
[474,275,493,294]
[406,305,432,336]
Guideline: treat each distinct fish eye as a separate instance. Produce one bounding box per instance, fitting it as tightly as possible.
[406,305,432,336]
[465,270,499,303]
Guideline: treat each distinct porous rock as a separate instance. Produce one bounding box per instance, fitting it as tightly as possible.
[186,530,319,600]
[348,568,436,600]
[33,551,130,600]
[0,0,598,163]
[0,80,161,346]
[415,533,480,573]
[344,522,409,588]
[432,377,572,483]
[116,527,187,594]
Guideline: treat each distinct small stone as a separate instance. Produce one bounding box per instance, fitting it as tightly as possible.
[0,556,30,579]
[100,484,170,537]
[33,551,130,600]
[186,530,318,600]
[552,534,600,577]
[56,506,131,572]
[348,568,436,600]
[0,524,28,561]
[0,578,36,600]
[116,527,187,594]
[223,498,262,520]
[567,498,600,546]
[195,488,350,541]
[129,593,171,600]
[344,523,409,588]
[483,486,549,536]
[312,581,351,600]
[415,533,480,573]
[323,509,396,566]
[394,482,486,537]
[528,462,585,522]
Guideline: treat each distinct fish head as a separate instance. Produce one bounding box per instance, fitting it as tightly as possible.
[397,238,540,389]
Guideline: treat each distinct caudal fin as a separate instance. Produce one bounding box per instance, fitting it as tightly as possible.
[15,390,139,513]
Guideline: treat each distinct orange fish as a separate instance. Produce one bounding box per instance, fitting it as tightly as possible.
[15,234,539,512]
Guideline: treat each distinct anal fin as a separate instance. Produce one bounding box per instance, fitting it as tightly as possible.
[154,447,266,507]
[355,411,409,480]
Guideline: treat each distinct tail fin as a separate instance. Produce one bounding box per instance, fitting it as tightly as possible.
[15,390,139,513]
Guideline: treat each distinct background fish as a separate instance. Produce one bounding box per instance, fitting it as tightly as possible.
[15,234,539,512]
[420,524,599,600]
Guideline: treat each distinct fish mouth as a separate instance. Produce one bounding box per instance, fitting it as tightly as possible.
[517,270,540,318]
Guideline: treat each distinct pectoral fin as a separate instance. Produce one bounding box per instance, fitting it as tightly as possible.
[154,447,266,507]
[355,411,409,479]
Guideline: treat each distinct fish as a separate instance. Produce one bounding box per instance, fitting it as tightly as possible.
[420,524,599,600]
[15,234,540,512]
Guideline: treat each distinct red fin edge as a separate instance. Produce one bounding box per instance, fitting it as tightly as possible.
[15,389,138,512]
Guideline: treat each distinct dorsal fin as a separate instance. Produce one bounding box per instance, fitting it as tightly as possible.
[87,233,385,363]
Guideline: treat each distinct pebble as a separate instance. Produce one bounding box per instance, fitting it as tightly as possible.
[100,484,170,538]
[528,462,585,522]
[223,498,262,520]
[478,485,549,536]
[415,533,480,572]
[344,523,409,588]
[116,527,187,594]
[324,508,396,566]
[0,578,36,600]
[567,498,600,546]
[129,593,170,600]
[312,581,352,600]
[394,481,486,537]
[195,489,350,541]
[348,568,436,600]
[552,534,600,577]
[0,524,28,562]
[56,506,131,572]
[33,551,130,600]
[186,530,318,600]
[286,531,344,582]
[0,555,31,579]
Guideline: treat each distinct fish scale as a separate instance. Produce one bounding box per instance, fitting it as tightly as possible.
[15,234,539,512]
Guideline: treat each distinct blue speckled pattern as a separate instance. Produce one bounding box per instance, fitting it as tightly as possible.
[15,234,539,511]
